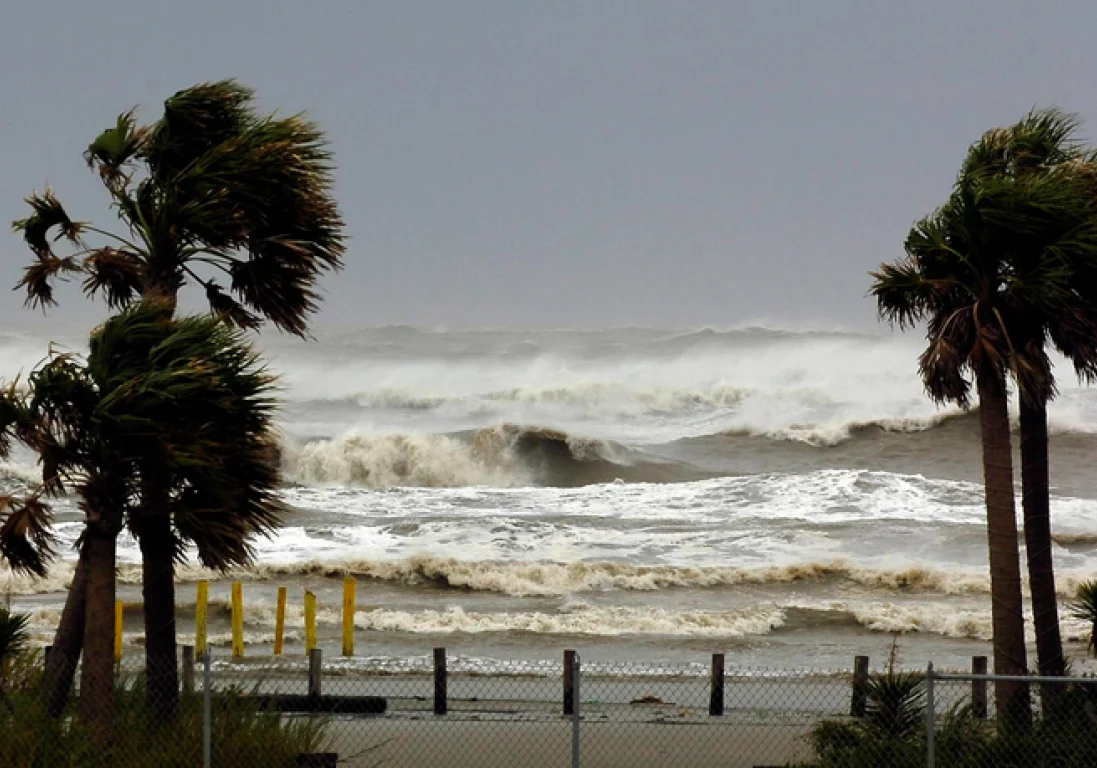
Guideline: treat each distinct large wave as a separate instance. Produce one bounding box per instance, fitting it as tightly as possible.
[279,424,708,488]
[11,556,1086,601]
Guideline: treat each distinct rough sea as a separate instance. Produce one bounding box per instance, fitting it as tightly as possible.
[7,325,1097,672]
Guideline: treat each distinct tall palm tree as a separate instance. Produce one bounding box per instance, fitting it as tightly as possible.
[959,110,1097,694]
[12,80,345,716]
[0,303,283,727]
[870,169,1097,726]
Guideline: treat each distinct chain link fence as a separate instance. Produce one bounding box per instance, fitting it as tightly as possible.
[6,648,1097,766]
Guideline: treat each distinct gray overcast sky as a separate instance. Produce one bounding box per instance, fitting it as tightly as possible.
[3,0,1097,332]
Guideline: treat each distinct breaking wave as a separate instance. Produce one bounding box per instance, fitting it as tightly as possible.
[13,557,1097,602]
[279,424,703,488]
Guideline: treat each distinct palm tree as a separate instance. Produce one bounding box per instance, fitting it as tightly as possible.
[959,110,1097,694]
[0,303,283,727]
[12,80,345,716]
[870,169,1097,727]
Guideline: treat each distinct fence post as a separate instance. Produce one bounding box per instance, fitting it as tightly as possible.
[563,649,576,716]
[342,577,356,657]
[196,580,209,658]
[308,648,323,699]
[231,582,244,658]
[203,648,212,768]
[571,652,581,768]
[709,653,725,716]
[850,655,869,717]
[114,601,124,662]
[297,756,338,767]
[274,586,287,656]
[305,591,318,654]
[182,645,195,695]
[433,647,447,715]
[971,655,987,719]
[925,662,935,768]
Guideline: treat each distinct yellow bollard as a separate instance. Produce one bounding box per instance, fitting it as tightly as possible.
[342,577,356,657]
[274,586,287,656]
[114,601,124,662]
[304,590,317,653]
[196,580,209,657]
[231,582,244,658]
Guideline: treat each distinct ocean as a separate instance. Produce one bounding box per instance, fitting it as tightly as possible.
[6,325,1097,672]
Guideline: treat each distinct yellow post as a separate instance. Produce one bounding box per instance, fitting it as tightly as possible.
[342,577,356,657]
[274,586,287,656]
[114,601,124,662]
[231,581,244,658]
[304,590,317,653]
[195,580,209,658]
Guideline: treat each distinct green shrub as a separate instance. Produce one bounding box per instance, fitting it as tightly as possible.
[0,674,327,768]
[863,670,925,739]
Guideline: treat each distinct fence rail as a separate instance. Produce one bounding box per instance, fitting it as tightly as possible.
[11,642,1097,766]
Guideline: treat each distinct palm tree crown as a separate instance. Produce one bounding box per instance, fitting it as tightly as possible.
[0,303,284,575]
[13,80,346,334]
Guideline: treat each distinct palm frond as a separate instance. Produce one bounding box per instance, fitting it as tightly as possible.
[16,255,82,310]
[143,80,256,183]
[12,191,84,257]
[0,495,56,577]
[204,281,261,331]
[82,247,146,309]
[85,109,149,190]
[0,607,31,665]
[1069,580,1097,623]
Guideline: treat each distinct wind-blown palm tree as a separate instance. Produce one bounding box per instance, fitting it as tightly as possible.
[12,80,344,716]
[871,168,1097,726]
[0,303,283,727]
[957,110,1097,695]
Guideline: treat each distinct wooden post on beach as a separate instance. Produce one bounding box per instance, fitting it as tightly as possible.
[308,648,323,699]
[305,590,318,653]
[709,653,725,716]
[563,649,577,716]
[182,645,195,694]
[196,580,209,658]
[114,601,124,662]
[231,582,245,658]
[972,655,988,719]
[342,577,356,657]
[433,647,447,715]
[850,655,869,717]
[274,586,287,656]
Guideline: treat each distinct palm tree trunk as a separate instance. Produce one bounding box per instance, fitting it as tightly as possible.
[140,287,180,721]
[43,545,89,717]
[1019,399,1065,706]
[976,366,1030,729]
[79,526,117,728]
[140,478,178,723]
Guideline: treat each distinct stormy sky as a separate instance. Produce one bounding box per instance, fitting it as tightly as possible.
[2,0,1096,332]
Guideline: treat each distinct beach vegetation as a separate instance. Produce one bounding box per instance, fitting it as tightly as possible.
[1068,579,1097,655]
[0,659,326,767]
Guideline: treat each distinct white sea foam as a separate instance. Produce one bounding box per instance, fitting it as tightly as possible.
[281,430,529,488]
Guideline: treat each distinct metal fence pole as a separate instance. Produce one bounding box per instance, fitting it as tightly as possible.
[571,652,581,768]
[925,662,935,768]
[203,651,212,768]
